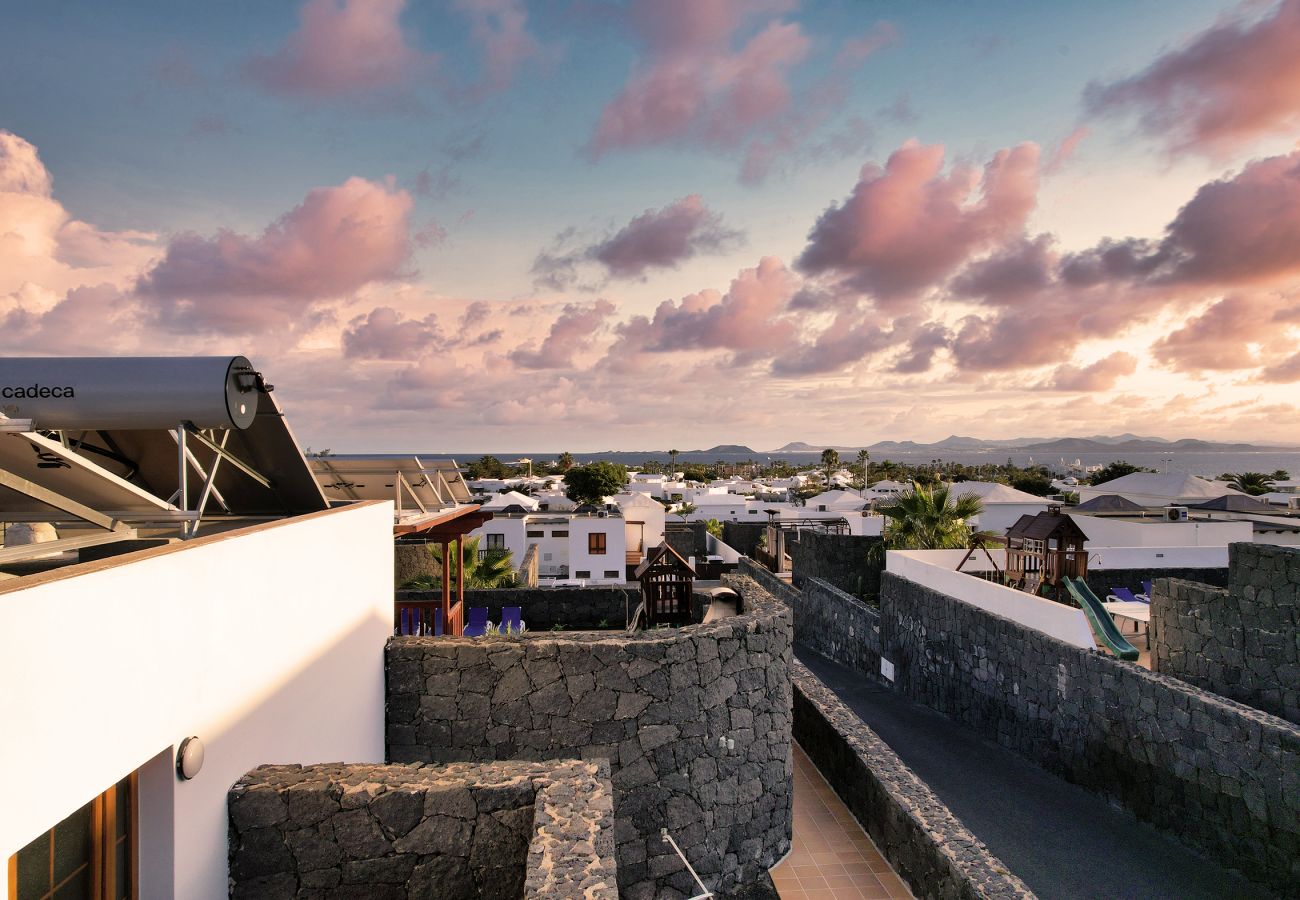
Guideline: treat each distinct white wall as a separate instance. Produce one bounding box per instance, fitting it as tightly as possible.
[971,502,1050,535]
[887,550,1096,650]
[1071,515,1250,547]
[0,501,394,899]
[568,516,626,583]
[1085,546,1230,568]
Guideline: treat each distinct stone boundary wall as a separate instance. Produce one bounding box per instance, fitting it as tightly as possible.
[227,759,617,900]
[394,586,636,630]
[740,558,883,681]
[881,571,1300,895]
[790,531,884,599]
[792,662,1034,900]
[386,576,793,899]
[722,522,766,558]
[1150,543,1299,726]
[1082,565,1229,601]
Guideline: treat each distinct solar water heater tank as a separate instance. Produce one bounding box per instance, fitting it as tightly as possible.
[0,356,271,430]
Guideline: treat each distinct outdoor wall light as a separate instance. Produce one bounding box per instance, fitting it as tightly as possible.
[177,736,205,780]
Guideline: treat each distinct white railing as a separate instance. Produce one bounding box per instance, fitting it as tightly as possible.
[660,829,713,899]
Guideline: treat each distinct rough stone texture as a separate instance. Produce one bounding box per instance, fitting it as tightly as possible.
[1083,565,1229,602]
[789,531,883,600]
[386,576,794,899]
[721,522,766,559]
[1150,543,1300,726]
[666,521,709,560]
[395,586,637,631]
[228,759,617,900]
[880,570,1300,896]
[394,543,440,589]
[793,662,1034,899]
[741,559,882,681]
[517,544,539,588]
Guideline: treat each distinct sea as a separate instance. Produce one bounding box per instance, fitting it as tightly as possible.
[346,449,1300,479]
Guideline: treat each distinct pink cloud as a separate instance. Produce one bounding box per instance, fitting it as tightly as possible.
[137,176,413,331]
[1260,352,1300,383]
[1044,126,1089,175]
[770,313,890,376]
[1152,295,1286,371]
[0,132,53,195]
[1043,352,1138,391]
[593,195,741,277]
[587,2,807,157]
[1085,0,1300,157]
[509,299,616,368]
[342,306,445,359]
[246,0,433,99]
[533,195,741,289]
[611,256,797,361]
[451,0,547,95]
[1158,149,1300,285]
[796,141,1040,306]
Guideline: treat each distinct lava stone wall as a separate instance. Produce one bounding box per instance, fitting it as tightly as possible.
[721,522,766,558]
[227,759,617,900]
[1082,565,1229,601]
[740,558,882,681]
[395,586,636,630]
[385,576,793,899]
[881,571,1300,895]
[789,531,883,599]
[792,662,1033,900]
[1150,543,1300,726]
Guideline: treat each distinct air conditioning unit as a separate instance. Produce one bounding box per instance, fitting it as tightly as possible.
[1165,506,1189,522]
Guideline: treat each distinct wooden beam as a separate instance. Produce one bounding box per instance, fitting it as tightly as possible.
[456,537,465,612]
[441,540,452,636]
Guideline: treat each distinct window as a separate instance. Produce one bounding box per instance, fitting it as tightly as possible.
[526,530,544,538]
[543,553,553,561]
[604,570,620,579]
[575,570,591,579]
[588,532,607,555]
[10,774,134,900]
[551,530,568,537]
[485,533,505,549]
[749,510,757,515]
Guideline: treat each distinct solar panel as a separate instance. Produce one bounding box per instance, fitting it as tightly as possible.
[310,456,470,510]
[0,430,175,521]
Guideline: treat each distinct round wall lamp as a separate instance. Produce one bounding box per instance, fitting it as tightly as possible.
[177,736,205,781]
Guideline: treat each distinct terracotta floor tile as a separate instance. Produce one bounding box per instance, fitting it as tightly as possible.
[773,743,911,899]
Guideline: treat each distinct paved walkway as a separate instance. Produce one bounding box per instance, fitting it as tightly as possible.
[771,743,911,899]
[798,649,1273,900]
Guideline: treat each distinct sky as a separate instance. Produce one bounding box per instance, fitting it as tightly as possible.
[2,0,1300,452]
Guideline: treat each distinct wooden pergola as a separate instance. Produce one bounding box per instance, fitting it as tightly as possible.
[1004,507,1088,600]
[394,506,493,635]
[634,542,696,627]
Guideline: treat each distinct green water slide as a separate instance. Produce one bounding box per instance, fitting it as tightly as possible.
[1063,577,1140,662]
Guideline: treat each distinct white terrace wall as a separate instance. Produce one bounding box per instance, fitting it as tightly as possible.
[0,501,394,899]
[886,550,1096,649]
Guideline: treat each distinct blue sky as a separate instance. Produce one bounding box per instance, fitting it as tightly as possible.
[2,1,1298,450]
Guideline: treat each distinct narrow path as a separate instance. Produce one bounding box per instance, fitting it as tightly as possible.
[771,743,911,899]
[798,649,1274,900]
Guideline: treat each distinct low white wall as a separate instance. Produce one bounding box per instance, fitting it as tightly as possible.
[0,501,394,899]
[705,532,743,564]
[1086,546,1230,569]
[887,550,1096,650]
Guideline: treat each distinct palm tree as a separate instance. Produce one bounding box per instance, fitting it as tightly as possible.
[557,451,575,472]
[821,448,839,487]
[1227,472,1275,496]
[403,536,516,589]
[1270,469,1290,481]
[877,482,986,550]
[855,449,870,492]
[669,448,680,478]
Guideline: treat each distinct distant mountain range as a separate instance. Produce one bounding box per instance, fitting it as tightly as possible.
[766,435,1296,454]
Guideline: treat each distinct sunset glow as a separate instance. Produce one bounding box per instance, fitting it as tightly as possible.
[3,0,1299,449]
